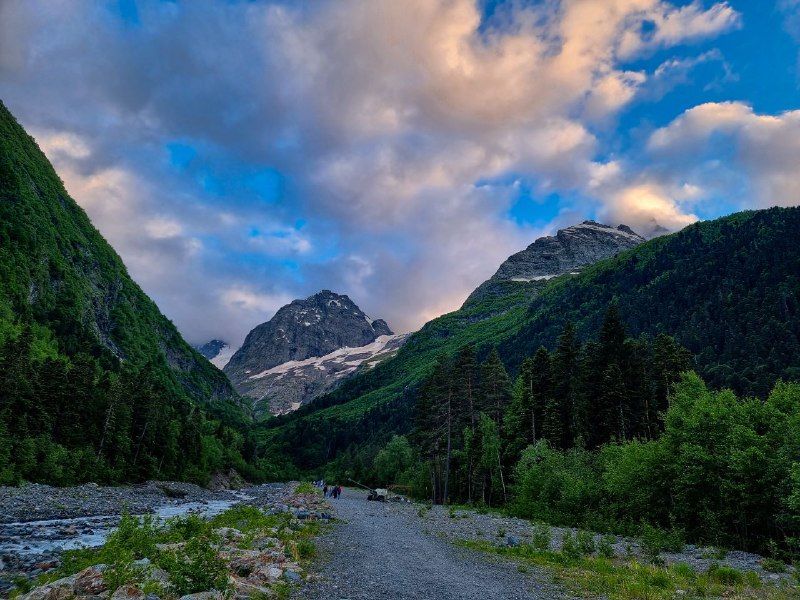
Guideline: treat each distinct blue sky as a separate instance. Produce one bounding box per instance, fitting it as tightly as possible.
[1,0,799,344]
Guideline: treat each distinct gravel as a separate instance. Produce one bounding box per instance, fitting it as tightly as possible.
[402,503,796,585]
[295,489,570,600]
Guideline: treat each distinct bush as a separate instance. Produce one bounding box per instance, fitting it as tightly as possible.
[295,539,316,560]
[597,534,615,558]
[106,514,159,559]
[576,530,595,555]
[159,536,228,596]
[706,563,744,585]
[560,531,581,559]
[639,524,684,562]
[760,557,786,573]
[530,523,552,551]
[295,481,317,495]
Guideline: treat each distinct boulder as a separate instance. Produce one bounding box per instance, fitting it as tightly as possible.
[73,565,107,596]
[177,592,225,600]
[19,574,77,600]
[110,585,145,600]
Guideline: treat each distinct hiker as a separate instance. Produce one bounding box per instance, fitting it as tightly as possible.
[323,484,329,497]
[335,485,342,499]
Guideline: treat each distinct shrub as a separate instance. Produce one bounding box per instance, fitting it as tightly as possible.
[530,523,552,551]
[706,563,744,585]
[159,536,228,596]
[106,514,159,559]
[295,539,316,560]
[576,530,596,555]
[295,481,317,495]
[760,557,786,573]
[639,524,684,562]
[597,534,615,558]
[560,531,581,560]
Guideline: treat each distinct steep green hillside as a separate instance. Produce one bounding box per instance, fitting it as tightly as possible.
[0,101,258,484]
[261,207,800,474]
[502,207,800,397]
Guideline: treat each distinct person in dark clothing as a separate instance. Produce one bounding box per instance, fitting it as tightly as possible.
[323,484,329,497]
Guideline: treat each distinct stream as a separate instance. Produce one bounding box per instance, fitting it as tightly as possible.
[0,492,253,570]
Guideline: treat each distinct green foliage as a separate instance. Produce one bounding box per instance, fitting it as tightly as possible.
[597,534,616,558]
[576,530,596,555]
[294,481,317,495]
[762,558,787,573]
[160,536,229,596]
[372,435,413,485]
[560,531,582,559]
[639,524,684,563]
[530,522,552,551]
[0,101,270,485]
[108,514,160,559]
[459,539,792,600]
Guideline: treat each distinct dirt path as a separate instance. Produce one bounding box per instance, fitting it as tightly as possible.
[296,489,568,600]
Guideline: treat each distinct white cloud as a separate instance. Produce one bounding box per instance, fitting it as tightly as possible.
[0,0,745,338]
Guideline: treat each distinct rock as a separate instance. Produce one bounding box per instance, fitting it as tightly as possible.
[228,576,271,598]
[110,585,145,600]
[252,536,280,550]
[131,559,151,568]
[214,527,244,541]
[283,570,301,582]
[262,566,283,580]
[145,567,170,586]
[464,221,645,307]
[224,290,404,415]
[18,575,77,600]
[177,592,225,600]
[73,565,107,595]
[505,535,519,547]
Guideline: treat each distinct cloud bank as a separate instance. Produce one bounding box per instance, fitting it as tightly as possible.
[2,0,785,344]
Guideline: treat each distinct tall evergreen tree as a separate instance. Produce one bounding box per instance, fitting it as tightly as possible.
[550,322,579,448]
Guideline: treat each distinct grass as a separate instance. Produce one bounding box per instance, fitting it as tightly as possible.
[456,540,798,600]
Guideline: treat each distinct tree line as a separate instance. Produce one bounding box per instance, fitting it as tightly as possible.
[409,304,690,507]
[0,326,267,485]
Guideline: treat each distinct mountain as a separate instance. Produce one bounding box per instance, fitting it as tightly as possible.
[195,339,236,369]
[465,221,645,306]
[225,290,403,415]
[257,220,646,470]
[0,100,256,485]
[259,208,800,475]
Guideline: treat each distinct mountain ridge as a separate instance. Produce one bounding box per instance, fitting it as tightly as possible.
[225,290,402,415]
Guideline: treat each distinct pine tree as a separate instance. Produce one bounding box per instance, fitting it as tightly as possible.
[550,322,579,448]
[479,348,512,427]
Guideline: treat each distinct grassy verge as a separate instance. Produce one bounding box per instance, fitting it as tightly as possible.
[457,540,799,600]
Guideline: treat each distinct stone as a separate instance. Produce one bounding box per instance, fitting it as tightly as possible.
[145,567,170,586]
[110,585,145,600]
[73,566,107,596]
[18,575,77,600]
[505,535,519,547]
[228,576,271,598]
[252,536,280,550]
[224,290,404,415]
[214,527,243,541]
[177,592,225,600]
[464,221,645,307]
[283,570,301,583]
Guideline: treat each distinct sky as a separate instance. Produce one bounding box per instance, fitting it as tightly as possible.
[1,0,800,346]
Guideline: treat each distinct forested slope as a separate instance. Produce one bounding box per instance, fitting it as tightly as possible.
[260,207,800,476]
[0,100,260,484]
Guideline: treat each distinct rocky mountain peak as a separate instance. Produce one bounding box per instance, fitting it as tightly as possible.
[223,290,396,409]
[465,220,644,306]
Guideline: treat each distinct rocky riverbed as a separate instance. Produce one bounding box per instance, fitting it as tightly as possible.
[0,481,329,597]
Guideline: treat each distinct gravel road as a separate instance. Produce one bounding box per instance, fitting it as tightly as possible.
[296,489,568,600]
